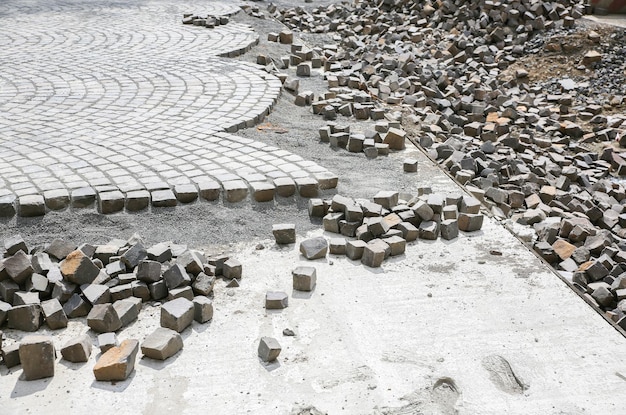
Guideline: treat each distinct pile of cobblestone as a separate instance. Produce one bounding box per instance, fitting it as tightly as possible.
[295,189,485,268]
[0,234,239,381]
[266,1,626,323]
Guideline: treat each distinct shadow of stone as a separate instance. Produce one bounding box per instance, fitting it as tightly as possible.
[90,371,136,392]
[11,374,52,397]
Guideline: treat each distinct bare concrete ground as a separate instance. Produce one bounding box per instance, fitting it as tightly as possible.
[3,3,626,415]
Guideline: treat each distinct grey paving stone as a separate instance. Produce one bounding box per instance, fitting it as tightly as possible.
[18,195,45,217]
[61,334,92,363]
[44,189,70,210]
[151,189,177,208]
[223,180,248,203]
[160,297,194,333]
[98,191,125,214]
[258,337,281,362]
[125,190,150,212]
[141,327,183,360]
[19,335,56,380]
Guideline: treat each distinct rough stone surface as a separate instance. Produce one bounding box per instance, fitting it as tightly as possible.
[141,327,183,360]
[292,266,317,291]
[93,339,139,381]
[299,237,328,260]
[19,335,56,380]
[160,298,194,333]
[60,334,92,363]
[258,336,281,362]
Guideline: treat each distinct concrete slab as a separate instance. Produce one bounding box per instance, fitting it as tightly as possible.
[3,216,626,413]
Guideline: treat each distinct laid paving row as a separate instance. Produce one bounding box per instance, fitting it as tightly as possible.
[0,0,338,215]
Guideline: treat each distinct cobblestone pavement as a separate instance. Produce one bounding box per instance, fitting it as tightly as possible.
[0,0,337,213]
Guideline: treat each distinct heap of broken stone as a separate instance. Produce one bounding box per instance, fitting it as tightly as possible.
[318,121,407,158]
[0,234,232,332]
[300,190,484,267]
[0,234,232,377]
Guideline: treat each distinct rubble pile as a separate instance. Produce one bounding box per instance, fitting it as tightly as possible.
[264,0,626,322]
[299,190,484,268]
[0,234,238,380]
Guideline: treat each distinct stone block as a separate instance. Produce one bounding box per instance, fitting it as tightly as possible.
[323,212,344,233]
[148,280,168,301]
[458,213,484,232]
[223,180,248,203]
[41,299,68,329]
[292,266,316,291]
[146,243,172,263]
[141,327,183,360]
[223,259,242,279]
[193,296,213,323]
[0,280,19,304]
[136,260,161,283]
[0,300,11,325]
[44,189,70,210]
[383,236,406,256]
[250,182,275,202]
[265,291,288,309]
[0,194,16,217]
[46,239,76,261]
[419,221,439,240]
[258,337,281,363]
[373,191,399,209]
[121,243,147,270]
[61,334,92,363]
[160,298,194,333]
[4,251,33,285]
[174,184,198,203]
[110,284,133,302]
[113,299,140,327]
[404,158,418,172]
[31,252,53,275]
[167,286,194,301]
[18,195,46,217]
[60,250,100,285]
[383,128,406,150]
[2,343,21,368]
[87,304,122,333]
[13,291,40,306]
[19,335,55,380]
[299,237,328,260]
[272,224,296,244]
[273,177,296,197]
[8,304,41,331]
[197,179,221,201]
[295,177,319,198]
[97,333,118,354]
[98,191,124,214]
[51,280,76,303]
[279,29,293,44]
[163,264,191,290]
[125,190,150,211]
[440,219,459,240]
[329,238,346,255]
[71,187,96,208]
[397,222,418,242]
[346,240,368,260]
[93,339,139,381]
[82,284,111,305]
[192,273,215,296]
[151,189,177,208]
[4,234,27,255]
[362,240,388,267]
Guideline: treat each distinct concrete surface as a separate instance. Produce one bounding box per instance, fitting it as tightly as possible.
[3,211,626,414]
